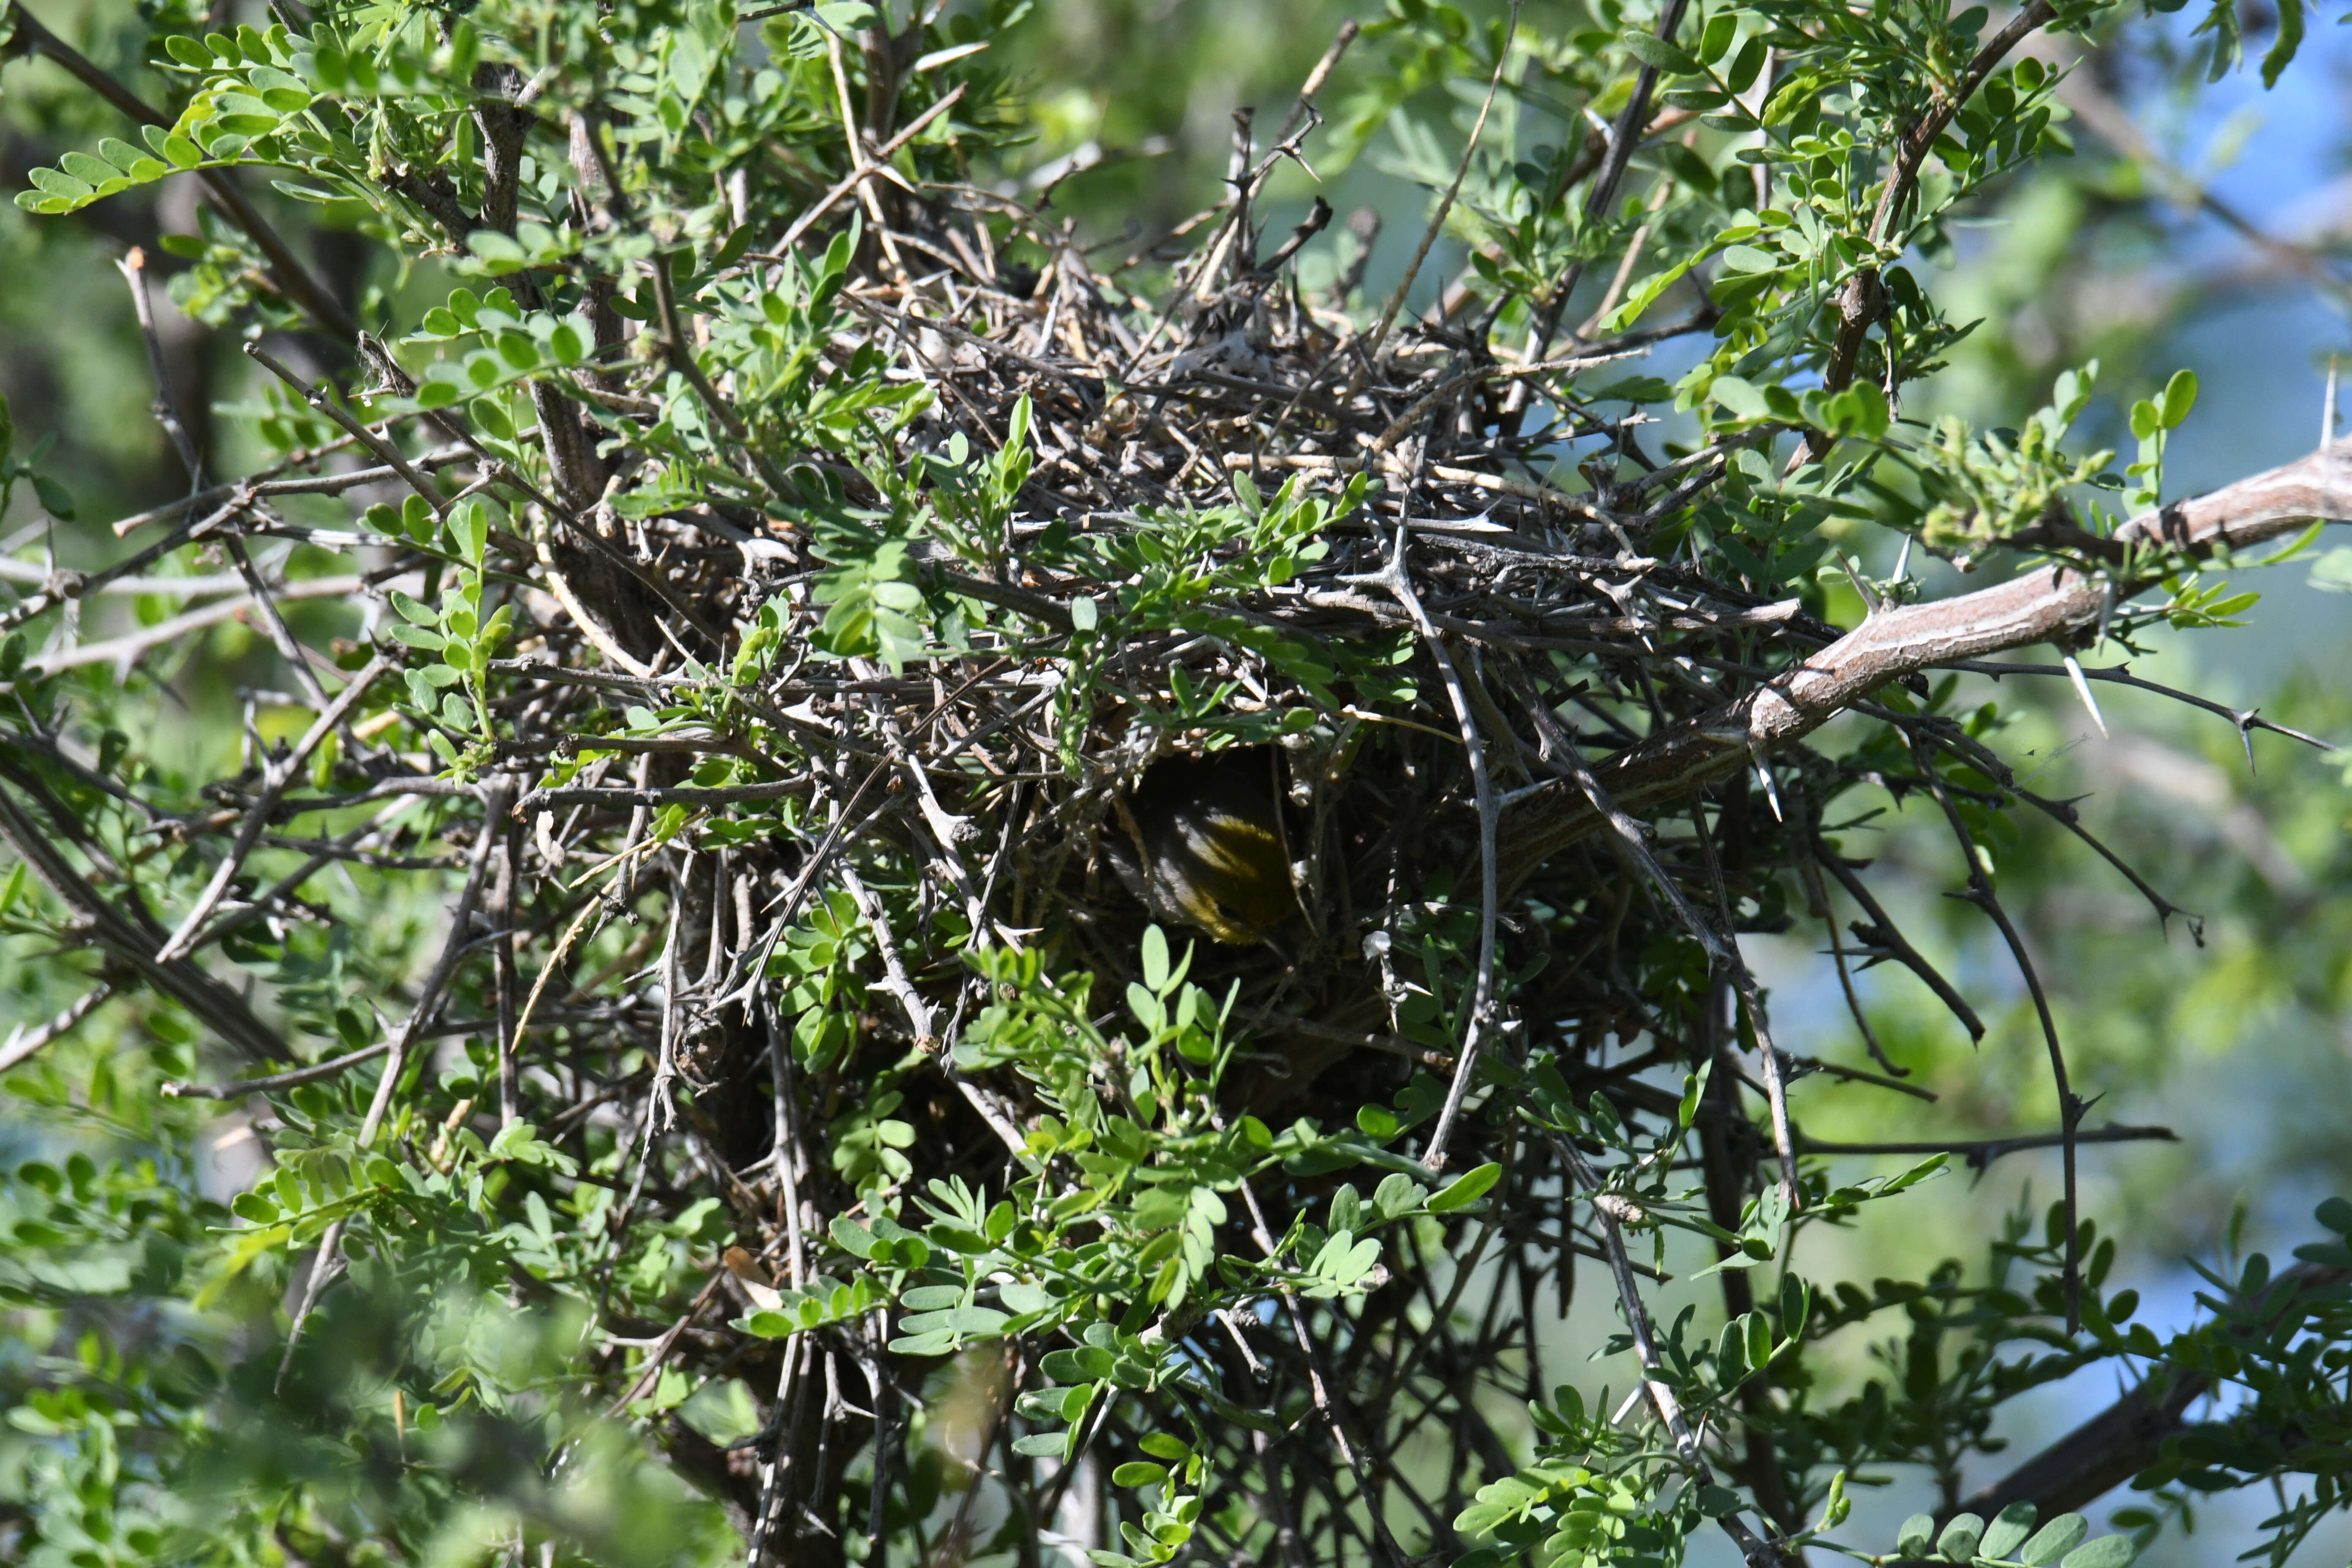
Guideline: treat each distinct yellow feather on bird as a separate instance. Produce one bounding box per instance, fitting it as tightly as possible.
[1108,752,1299,946]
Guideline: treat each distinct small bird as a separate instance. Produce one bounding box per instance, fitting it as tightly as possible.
[1109,751,1299,946]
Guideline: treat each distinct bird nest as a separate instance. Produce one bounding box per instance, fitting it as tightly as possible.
[47,126,1924,1197]
[454,192,1850,1171]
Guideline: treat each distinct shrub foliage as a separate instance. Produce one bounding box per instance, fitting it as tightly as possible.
[1,0,2350,1565]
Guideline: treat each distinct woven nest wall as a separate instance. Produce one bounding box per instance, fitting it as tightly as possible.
[459,150,1880,1543]
[512,195,1841,1175]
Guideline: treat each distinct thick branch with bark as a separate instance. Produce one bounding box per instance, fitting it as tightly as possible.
[1498,445,2352,878]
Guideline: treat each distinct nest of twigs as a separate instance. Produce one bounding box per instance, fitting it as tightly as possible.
[443,178,1838,1164]
[61,97,1897,1251]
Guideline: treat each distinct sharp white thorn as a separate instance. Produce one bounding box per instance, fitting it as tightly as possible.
[2327,355,2340,452]
[1753,751,1786,822]
[2063,653,2110,739]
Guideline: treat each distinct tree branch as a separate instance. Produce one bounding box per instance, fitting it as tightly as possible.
[1955,1259,2352,1523]
[1498,446,2352,880]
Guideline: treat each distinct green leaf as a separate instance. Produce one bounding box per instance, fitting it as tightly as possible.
[468,230,530,268]
[1602,251,1702,330]
[32,474,75,519]
[2262,0,2305,86]
[1725,37,1767,93]
[1310,1231,1381,1284]
[1427,1162,1501,1214]
[26,167,95,201]
[1895,1514,1936,1557]
[95,138,151,174]
[1936,1513,1982,1562]
[1619,30,1700,75]
[1373,1173,1426,1218]
[1981,1502,2039,1560]
[1041,1347,1115,1383]
[452,501,488,564]
[896,1305,1008,1337]
[1711,377,1772,420]
[2058,1537,2136,1568]
[901,1285,964,1310]
[1697,12,1737,63]
[2158,368,2199,430]
[58,150,121,187]
[2020,1515,2089,1565]
[1110,1462,1168,1488]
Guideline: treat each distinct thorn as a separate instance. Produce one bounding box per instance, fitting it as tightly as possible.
[2062,654,2109,739]
[1836,549,1880,615]
[2236,710,2258,773]
[2326,355,2339,451]
[1752,750,1786,822]
[1891,532,1913,586]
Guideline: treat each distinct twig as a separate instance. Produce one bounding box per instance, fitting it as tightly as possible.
[161,1039,391,1100]
[1354,524,1498,1174]
[1498,446,2352,877]
[1545,1129,1796,1568]
[1796,1122,2173,1165]
[1525,0,1694,357]
[767,84,969,256]
[0,773,296,1066]
[279,782,513,1383]
[243,345,450,512]
[1361,1,1522,368]
[1946,658,2333,762]
[1909,736,2082,1331]
[838,862,1026,1160]
[0,982,114,1075]
[151,657,388,966]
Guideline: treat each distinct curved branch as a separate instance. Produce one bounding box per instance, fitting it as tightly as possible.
[1499,445,2352,880]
